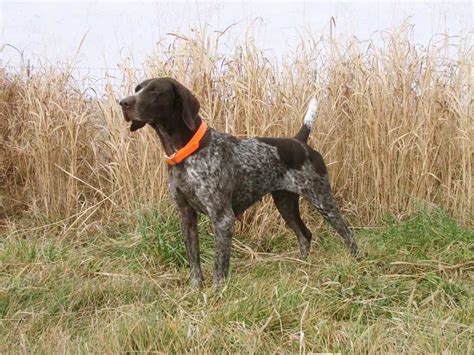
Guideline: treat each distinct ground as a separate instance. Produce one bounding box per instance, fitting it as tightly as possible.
[1,207,472,353]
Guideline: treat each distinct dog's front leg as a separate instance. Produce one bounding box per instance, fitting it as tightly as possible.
[171,184,203,288]
[178,206,203,288]
[209,208,235,288]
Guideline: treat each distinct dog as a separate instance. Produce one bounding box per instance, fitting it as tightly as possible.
[119,77,359,288]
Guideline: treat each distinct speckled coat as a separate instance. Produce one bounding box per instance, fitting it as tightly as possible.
[119,77,359,288]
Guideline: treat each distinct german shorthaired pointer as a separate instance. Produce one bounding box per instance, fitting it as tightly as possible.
[119,77,359,288]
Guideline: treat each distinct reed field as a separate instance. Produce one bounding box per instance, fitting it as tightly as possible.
[1,26,473,352]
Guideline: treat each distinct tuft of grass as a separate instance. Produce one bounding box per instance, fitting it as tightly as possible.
[365,207,473,262]
[92,205,215,271]
[1,208,472,353]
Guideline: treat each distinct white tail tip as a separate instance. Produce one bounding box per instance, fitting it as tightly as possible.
[303,97,318,128]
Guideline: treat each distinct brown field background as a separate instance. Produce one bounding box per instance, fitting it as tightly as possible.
[1,26,472,235]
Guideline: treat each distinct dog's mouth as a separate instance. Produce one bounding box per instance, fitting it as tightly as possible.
[121,107,133,122]
[129,120,146,131]
[120,108,145,131]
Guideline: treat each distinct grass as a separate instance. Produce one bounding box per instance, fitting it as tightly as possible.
[1,207,472,353]
[1,25,472,227]
[1,23,472,352]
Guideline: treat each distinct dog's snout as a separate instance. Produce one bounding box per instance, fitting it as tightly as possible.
[119,96,136,108]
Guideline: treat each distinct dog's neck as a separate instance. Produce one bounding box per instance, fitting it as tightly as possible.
[150,115,203,156]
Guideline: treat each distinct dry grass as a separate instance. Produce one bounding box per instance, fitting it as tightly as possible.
[1,25,472,232]
[0,25,473,351]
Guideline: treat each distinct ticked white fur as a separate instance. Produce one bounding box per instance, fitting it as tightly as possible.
[303,97,318,128]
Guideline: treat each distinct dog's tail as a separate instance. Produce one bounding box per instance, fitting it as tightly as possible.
[294,97,318,143]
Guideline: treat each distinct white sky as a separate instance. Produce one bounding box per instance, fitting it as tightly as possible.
[1,0,472,92]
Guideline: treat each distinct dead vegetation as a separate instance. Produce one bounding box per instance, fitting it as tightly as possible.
[1,26,471,231]
[0,25,473,353]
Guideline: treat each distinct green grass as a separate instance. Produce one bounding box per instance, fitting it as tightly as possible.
[1,208,472,353]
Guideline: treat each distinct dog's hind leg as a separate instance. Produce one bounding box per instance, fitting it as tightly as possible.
[272,190,313,259]
[302,177,359,256]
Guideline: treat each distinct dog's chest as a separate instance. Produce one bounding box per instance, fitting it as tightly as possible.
[168,143,233,213]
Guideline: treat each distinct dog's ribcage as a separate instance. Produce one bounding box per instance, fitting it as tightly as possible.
[169,129,305,216]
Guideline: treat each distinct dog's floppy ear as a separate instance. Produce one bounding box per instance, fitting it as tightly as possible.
[173,81,200,131]
[130,120,146,132]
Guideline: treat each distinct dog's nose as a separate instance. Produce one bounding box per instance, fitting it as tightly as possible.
[119,96,136,108]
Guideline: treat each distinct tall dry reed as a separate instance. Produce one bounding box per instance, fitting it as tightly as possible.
[1,25,472,235]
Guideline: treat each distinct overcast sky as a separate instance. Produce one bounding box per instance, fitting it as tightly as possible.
[1,0,472,92]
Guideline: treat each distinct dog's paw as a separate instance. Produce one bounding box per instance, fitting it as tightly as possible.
[190,277,203,289]
[352,247,366,261]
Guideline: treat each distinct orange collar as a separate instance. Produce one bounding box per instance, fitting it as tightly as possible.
[165,121,208,166]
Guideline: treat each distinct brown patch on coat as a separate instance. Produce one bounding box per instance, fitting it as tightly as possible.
[257,137,307,170]
[308,149,327,175]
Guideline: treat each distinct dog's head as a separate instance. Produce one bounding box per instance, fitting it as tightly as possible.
[119,77,200,132]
